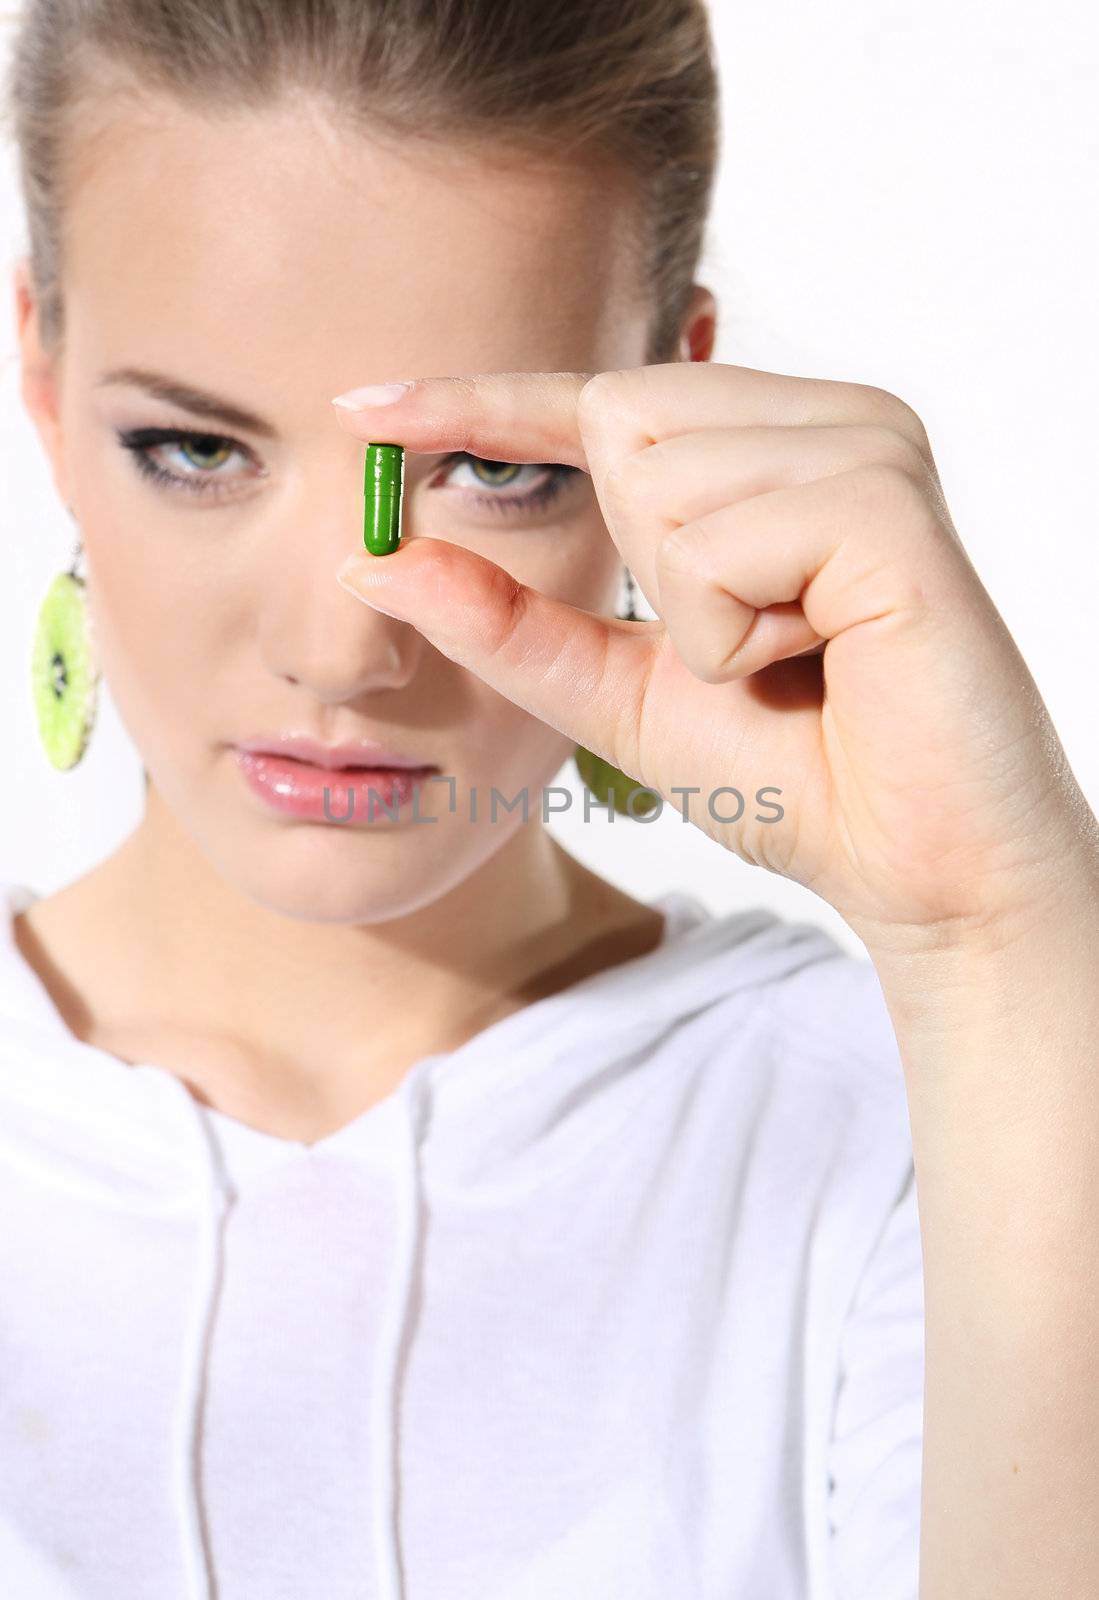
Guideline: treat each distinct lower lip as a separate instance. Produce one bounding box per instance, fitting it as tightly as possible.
[234,749,437,822]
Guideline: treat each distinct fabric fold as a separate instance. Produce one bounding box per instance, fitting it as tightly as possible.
[0,877,921,1600]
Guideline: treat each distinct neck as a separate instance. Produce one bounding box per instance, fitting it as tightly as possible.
[19,784,663,1142]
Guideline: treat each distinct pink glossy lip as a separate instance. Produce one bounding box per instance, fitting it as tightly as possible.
[232,743,438,824]
[235,733,436,770]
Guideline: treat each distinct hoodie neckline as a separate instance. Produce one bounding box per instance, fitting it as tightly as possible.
[0,876,844,1600]
[0,879,718,1177]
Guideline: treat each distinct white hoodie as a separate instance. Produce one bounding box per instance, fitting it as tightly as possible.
[0,878,923,1600]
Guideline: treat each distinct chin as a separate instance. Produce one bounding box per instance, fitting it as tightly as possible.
[190,804,492,929]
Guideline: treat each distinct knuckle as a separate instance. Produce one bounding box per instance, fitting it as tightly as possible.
[598,460,630,524]
[475,558,530,661]
[850,459,938,533]
[680,650,728,687]
[600,445,655,525]
[657,519,712,580]
[575,370,614,433]
[860,381,913,421]
[576,368,633,438]
[855,421,930,481]
[860,385,932,454]
[440,375,488,456]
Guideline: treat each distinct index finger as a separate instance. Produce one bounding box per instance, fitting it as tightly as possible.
[330,371,593,468]
[330,363,929,462]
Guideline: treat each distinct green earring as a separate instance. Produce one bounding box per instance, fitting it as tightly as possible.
[573,567,661,819]
[31,535,100,771]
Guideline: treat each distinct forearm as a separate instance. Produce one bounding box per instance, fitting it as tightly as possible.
[868,851,1099,1600]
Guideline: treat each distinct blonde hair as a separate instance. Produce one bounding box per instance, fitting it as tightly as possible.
[4,0,719,361]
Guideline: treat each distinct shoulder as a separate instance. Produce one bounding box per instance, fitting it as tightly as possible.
[755,938,903,1104]
[659,905,913,1193]
[668,900,902,1099]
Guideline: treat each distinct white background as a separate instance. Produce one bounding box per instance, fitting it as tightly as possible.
[1,1,1095,954]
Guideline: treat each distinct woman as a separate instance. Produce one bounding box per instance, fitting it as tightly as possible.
[2,1,1096,1596]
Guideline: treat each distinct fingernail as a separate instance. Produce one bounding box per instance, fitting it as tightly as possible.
[331,381,413,410]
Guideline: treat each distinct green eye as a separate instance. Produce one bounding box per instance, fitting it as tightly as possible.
[116,425,257,499]
[432,451,579,517]
[179,436,233,471]
[469,458,523,487]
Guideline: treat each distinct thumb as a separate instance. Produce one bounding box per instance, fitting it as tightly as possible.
[336,537,659,769]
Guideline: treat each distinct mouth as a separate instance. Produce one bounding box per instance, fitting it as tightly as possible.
[275,755,432,773]
[232,745,439,823]
[234,733,438,771]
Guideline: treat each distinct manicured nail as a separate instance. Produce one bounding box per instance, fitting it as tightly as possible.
[331,381,413,410]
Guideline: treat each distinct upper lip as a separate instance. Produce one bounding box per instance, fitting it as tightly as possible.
[235,734,437,770]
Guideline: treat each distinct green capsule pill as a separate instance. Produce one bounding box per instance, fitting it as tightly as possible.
[363,442,405,555]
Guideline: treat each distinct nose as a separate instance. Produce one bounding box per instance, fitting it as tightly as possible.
[257,495,423,703]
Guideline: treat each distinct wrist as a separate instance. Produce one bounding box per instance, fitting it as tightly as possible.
[853,841,1099,1039]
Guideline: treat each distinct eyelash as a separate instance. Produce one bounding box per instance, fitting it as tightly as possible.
[114,427,578,516]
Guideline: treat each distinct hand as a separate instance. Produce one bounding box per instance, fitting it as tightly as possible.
[332,364,1097,959]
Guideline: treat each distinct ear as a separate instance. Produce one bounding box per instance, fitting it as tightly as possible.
[13,256,71,508]
[677,283,718,364]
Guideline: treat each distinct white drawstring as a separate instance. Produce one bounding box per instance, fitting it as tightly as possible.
[373,1063,434,1600]
[170,1062,433,1600]
[176,1097,232,1600]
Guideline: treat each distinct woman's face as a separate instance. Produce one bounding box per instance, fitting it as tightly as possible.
[18,93,663,923]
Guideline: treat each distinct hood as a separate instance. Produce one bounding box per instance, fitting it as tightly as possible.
[0,877,848,1598]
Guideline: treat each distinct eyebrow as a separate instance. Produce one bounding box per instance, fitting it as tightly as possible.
[93,367,278,439]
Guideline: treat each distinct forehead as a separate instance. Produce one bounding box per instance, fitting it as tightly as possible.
[60,89,651,380]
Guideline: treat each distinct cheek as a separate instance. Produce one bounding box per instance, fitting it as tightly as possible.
[454,507,621,615]
[464,681,578,797]
[80,520,235,749]
[540,518,622,610]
